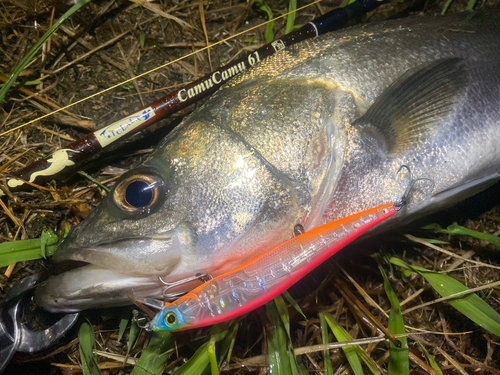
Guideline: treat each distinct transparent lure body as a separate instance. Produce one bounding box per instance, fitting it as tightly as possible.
[151,203,396,331]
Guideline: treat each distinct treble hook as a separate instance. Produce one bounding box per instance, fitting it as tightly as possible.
[132,310,152,332]
[394,165,435,211]
[159,273,213,301]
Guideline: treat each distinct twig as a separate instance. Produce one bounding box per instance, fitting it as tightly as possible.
[405,234,500,271]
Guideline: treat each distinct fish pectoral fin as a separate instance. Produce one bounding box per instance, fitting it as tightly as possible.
[353,58,468,154]
[431,173,500,206]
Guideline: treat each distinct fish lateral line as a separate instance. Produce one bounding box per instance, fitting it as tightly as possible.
[151,202,396,331]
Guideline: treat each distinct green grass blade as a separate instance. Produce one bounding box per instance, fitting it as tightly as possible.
[117,317,129,342]
[274,295,291,338]
[171,323,231,375]
[419,238,450,245]
[283,291,307,319]
[208,323,231,373]
[172,342,210,375]
[319,314,333,375]
[441,0,454,14]
[391,257,500,337]
[423,223,500,248]
[355,349,382,375]
[127,320,141,355]
[323,313,363,375]
[0,80,43,88]
[40,229,51,258]
[418,342,444,375]
[285,0,297,34]
[421,224,441,230]
[214,322,237,367]
[324,311,382,375]
[444,223,500,249]
[377,261,409,375]
[209,321,230,342]
[131,331,173,375]
[224,323,239,364]
[0,0,92,103]
[273,296,306,374]
[0,228,61,267]
[78,171,111,192]
[340,0,357,7]
[254,0,274,43]
[276,297,306,375]
[466,0,477,11]
[78,321,101,375]
[266,299,292,374]
[208,336,219,375]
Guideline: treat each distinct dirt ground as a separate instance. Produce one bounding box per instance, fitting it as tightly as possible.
[0,0,499,373]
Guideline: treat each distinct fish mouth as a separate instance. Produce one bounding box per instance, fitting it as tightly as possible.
[52,233,184,277]
[52,223,195,276]
[34,264,165,313]
[35,234,190,312]
[35,225,192,312]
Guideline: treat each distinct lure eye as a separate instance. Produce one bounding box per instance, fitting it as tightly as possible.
[113,172,164,214]
[165,312,177,326]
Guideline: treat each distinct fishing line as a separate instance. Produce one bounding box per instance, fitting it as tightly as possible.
[0,0,321,138]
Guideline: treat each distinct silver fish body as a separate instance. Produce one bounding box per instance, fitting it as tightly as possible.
[36,12,500,312]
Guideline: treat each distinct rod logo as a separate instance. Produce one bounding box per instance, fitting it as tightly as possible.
[178,52,261,103]
[96,107,155,147]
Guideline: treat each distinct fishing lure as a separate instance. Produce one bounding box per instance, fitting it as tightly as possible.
[151,203,396,331]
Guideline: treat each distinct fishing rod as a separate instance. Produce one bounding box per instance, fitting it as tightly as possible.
[1,0,382,195]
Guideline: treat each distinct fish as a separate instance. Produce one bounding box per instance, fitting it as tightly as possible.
[151,203,396,331]
[35,12,500,313]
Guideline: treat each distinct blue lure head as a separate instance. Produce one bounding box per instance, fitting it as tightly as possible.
[151,305,184,330]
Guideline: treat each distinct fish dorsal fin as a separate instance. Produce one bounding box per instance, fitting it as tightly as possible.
[354,58,468,154]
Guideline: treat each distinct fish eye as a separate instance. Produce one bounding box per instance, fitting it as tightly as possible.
[125,180,153,208]
[165,312,177,326]
[113,171,165,214]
